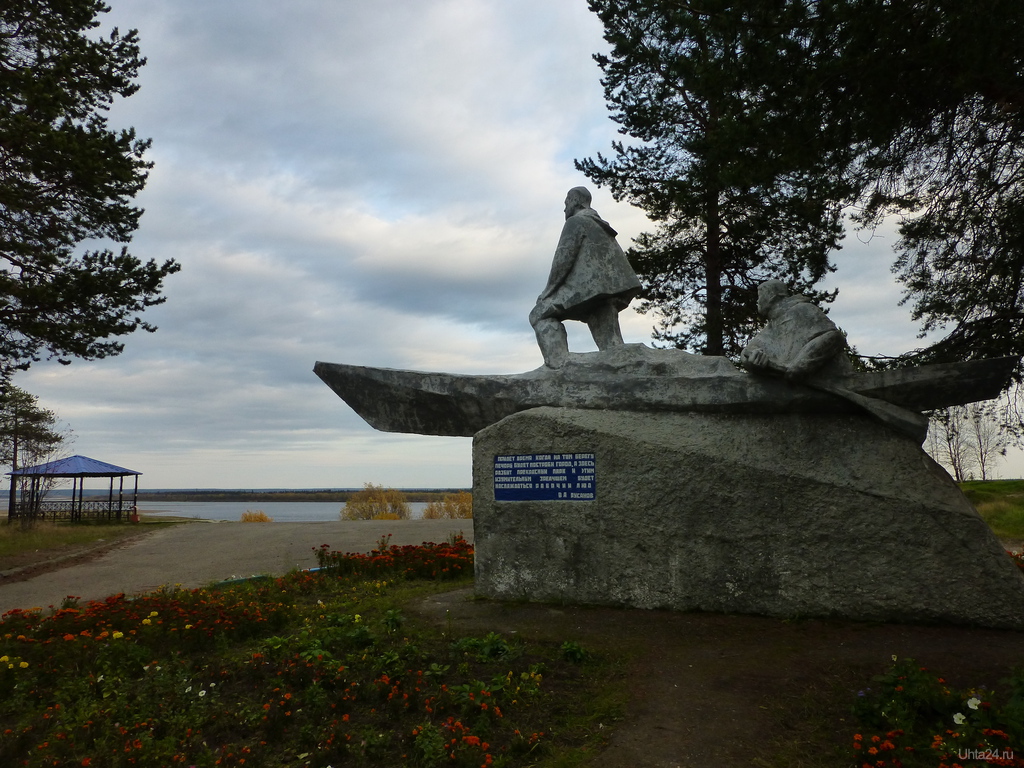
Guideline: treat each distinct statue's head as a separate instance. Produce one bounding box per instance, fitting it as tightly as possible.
[564,186,592,219]
[757,279,790,317]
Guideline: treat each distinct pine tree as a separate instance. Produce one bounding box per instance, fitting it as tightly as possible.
[577,0,853,356]
[0,385,65,471]
[824,0,1024,371]
[0,0,179,373]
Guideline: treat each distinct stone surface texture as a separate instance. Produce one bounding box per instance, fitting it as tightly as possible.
[314,346,1016,437]
[473,407,1024,629]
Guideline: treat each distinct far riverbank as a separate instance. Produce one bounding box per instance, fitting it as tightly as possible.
[134,489,468,503]
[138,501,436,522]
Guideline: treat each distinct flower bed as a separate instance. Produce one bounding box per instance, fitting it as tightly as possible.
[0,536,607,767]
[313,533,474,581]
[851,656,1024,767]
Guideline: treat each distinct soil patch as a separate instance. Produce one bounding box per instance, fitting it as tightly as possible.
[413,588,1024,767]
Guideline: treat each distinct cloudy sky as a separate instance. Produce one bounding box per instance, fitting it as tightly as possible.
[16,0,1003,489]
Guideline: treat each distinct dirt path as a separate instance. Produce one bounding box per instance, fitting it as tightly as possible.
[415,588,1024,767]
[0,520,472,615]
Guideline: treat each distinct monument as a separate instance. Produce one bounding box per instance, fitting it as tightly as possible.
[529,186,641,368]
[315,187,1024,629]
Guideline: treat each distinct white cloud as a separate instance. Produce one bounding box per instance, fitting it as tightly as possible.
[821,218,922,359]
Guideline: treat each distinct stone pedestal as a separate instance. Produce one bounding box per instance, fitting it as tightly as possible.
[472,407,1024,629]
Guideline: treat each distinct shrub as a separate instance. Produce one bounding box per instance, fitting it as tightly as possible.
[422,491,473,519]
[341,483,410,520]
[240,510,274,522]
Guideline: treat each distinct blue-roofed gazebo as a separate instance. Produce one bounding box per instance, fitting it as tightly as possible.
[7,455,141,523]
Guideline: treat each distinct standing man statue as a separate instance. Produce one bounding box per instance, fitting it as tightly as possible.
[529,187,642,368]
[739,279,852,381]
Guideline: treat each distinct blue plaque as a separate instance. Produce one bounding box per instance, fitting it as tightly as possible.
[493,453,596,501]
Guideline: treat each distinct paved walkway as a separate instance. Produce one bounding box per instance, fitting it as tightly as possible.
[0,520,474,615]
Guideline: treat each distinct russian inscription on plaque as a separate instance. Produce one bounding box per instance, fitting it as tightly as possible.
[493,453,596,501]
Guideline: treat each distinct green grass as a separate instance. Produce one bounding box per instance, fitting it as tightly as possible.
[960,480,1024,539]
[0,521,165,560]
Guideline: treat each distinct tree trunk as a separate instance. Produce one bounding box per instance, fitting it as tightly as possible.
[704,189,724,356]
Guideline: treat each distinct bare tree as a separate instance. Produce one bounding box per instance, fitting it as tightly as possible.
[966,402,1008,481]
[926,406,978,482]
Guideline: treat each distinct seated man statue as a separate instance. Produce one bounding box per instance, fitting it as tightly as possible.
[530,187,642,368]
[740,279,852,381]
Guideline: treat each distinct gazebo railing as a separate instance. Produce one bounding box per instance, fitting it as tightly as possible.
[9,498,131,522]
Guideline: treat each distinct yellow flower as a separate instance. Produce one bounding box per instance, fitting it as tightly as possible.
[0,656,8,663]
[185,624,193,630]
[18,662,27,668]
[112,631,124,639]
[141,619,151,626]
[148,611,158,618]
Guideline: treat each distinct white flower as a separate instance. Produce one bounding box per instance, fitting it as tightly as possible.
[953,712,966,725]
[198,690,207,697]
[967,697,981,710]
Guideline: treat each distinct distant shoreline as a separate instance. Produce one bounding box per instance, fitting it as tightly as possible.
[133,489,468,503]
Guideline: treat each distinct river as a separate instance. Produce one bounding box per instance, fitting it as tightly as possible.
[136,501,432,522]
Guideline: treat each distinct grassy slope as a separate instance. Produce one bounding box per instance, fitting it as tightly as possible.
[960,479,1024,540]
[0,522,149,557]
[0,521,181,571]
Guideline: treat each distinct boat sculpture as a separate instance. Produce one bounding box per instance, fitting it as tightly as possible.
[314,344,1017,441]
